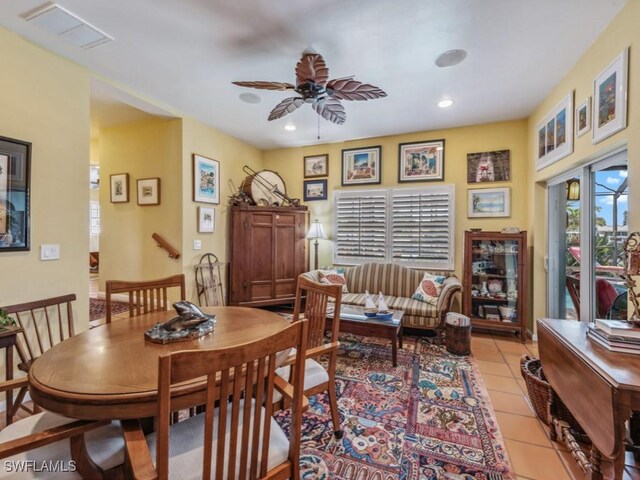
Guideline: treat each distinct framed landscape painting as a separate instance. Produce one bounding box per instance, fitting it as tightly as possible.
[467,150,510,183]
[303,179,327,201]
[303,154,328,178]
[398,139,444,182]
[593,48,628,144]
[535,92,573,170]
[468,187,511,218]
[342,146,381,186]
[193,154,220,204]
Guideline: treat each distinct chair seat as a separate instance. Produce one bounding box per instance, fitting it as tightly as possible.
[273,358,329,403]
[146,399,289,479]
[0,412,124,479]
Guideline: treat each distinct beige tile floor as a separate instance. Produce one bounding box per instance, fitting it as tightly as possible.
[472,331,640,480]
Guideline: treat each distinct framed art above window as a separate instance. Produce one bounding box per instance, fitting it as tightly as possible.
[592,48,628,144]
[342,146,381,186]
[535,92,574,171]
[575,98,591,138]
[0,135,31,251]
[398,139,444,182]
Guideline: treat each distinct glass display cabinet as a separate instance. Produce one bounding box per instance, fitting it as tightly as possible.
[463,230,527,342]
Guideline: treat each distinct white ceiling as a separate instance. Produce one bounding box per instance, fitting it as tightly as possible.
[0,0,627,149]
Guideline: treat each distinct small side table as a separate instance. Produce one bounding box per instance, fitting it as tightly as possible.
[0,326,23,426]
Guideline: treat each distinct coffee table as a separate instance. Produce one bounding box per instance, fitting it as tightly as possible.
[327,304,404,367]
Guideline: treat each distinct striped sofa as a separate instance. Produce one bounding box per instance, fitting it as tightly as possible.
[302,263,462,331]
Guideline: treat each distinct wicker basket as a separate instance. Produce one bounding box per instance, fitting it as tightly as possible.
[520,355,589,442]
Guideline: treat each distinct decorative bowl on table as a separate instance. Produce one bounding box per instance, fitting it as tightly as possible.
[376,310,393,320]
[364,308,378,318]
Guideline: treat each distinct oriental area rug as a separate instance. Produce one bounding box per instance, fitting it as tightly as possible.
[89,298,130,322]
[274,334,512,480]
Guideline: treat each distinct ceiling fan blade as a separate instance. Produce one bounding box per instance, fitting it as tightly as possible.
[313,98,346,125]
[232,81,295,91]
[295,53,329,87]
[268,97,305,121]
[326,78,387,101]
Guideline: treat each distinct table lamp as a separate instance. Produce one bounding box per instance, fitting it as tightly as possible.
[306,219,327,270]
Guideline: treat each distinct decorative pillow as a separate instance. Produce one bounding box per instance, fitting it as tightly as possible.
[318,270,349,293]
[412,272,446,305]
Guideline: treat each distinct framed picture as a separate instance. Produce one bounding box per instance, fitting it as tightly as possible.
[110,173,129,203]
[398,139,444,182]
[193,154,220,204]
[0,135,31,251]
[303,154,329,178]
[593,48,629,144]
[575,98,591,138]
[468,187,511,218]
[198,206,215,233]
[467,150,510,183]
[342,146,381,186]
[304,179,327,201]
[137,177,161,206]
[535,92,574,171]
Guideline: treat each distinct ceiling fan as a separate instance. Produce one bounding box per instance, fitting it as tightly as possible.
[232,52,387,125]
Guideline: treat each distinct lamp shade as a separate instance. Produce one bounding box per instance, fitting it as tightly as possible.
[566,179,580,201]
[306,219,327,240]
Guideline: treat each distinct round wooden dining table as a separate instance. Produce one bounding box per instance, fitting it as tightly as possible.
[28,306,290,420]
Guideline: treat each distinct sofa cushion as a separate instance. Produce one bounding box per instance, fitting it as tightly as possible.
[411,272,447,305]
[318,270,349,293]
[387,297,438,318]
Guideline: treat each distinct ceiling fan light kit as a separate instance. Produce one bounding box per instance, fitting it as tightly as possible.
[232,52,387,125]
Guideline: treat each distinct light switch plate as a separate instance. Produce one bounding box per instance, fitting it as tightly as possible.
[41,244,60,261]
[193,240,202,250]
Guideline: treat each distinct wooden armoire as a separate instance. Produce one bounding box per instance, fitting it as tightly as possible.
[229,205,308,306]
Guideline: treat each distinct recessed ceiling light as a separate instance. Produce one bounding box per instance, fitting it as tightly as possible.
[284,124,296,131]
[239,92,261,104]
[435,49,468,68]
[438,99,454,108]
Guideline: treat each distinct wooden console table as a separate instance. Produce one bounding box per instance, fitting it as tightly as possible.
[538,318,640,480]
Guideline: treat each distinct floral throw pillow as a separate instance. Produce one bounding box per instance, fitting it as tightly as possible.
[412,272,446,305]
[318,270,349,293]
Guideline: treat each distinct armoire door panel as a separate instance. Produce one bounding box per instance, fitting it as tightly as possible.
[250,224,274,281]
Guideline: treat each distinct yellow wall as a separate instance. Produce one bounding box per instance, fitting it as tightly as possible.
[180,117,263,302]
[99,119,184,290]
[0,29,91,327]
[527,0,640,326]
[263,119,529,277]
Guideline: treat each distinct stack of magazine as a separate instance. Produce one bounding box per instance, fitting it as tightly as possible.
[587,319,640,354]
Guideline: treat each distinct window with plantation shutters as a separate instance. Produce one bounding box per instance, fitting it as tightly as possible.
[334,191,387,264]
[333,185,455,269]
[390,186,455,270]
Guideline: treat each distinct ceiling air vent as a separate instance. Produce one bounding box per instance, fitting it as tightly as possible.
[21,2,113,50]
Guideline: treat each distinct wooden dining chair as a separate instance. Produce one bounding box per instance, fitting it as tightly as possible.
[0,392,125,479]
[277,275,343,438]
[105,274,186,323]
[121,320,308,479]
[2,294,77,422]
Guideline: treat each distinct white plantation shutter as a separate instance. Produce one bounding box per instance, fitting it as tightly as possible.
[333,185,455,269]
[334,190,387,264]
[390,186,455,270]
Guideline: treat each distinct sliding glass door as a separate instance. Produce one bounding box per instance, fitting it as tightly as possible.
[547,149,628,321]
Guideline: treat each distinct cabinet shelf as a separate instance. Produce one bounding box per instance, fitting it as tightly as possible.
[463,230,527,343]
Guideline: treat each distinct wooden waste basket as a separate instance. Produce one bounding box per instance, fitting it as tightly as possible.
[445,313,471,356]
